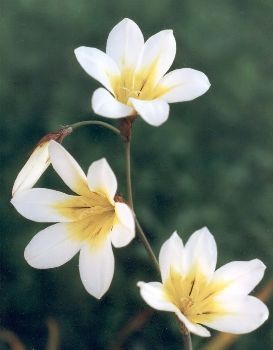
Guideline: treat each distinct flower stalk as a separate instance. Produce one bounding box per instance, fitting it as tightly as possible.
[69,120,120,136]
[123,121,160,274]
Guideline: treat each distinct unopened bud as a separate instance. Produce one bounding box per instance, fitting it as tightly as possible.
[12,127,72,196]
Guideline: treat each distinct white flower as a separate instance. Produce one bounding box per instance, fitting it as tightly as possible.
[75,18,210,127]
[11,140,135,299]
[138,228,269,337]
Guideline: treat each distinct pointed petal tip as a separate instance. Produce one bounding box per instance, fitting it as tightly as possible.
[168,230,183,245]
[199,226,213,237]
[81,280,105,299]
[24,246,40,269]
[74,46,86,59]
[252,258,266,270]
[170,230,179,239]
[159,29,174,36]
[203,74,211,90]
[119,17,135,25]
[87,156,117,200]
[74,46,87,55]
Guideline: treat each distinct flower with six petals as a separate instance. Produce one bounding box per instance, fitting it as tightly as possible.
[75,18,210,127]
[138,228,268,336]
[11,140,135,299]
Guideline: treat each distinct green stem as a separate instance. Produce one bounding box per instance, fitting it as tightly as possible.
[135,217,160,274]
[125,140,133,209]
[124,139,160,274]
[69,120,120,136]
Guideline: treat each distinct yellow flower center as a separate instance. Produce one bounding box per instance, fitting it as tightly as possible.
[53,192,116,249]
[110,60,170,105]
[163,268,227,324]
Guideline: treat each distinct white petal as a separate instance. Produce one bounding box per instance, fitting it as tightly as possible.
[24,223,82,268]
[137,30,176,86]
[212,259,266,297]
[175,310,211,337]
[106,18,144,69]
[74,47,120,93]
[159,68,211,103]
[184,227,217,279]
[130,98,169,126]
[137,281,177,312]
[79,239,114,299]
[49,141,90,196]
[159,231,184,282]
[12,142,50,196]
[111,202,135,248]
[11,188,77,222]
[92,88,133,118]
[204,295,269,334]
[87,158,117,201]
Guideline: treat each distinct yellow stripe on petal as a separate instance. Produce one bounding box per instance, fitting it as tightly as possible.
[163,267,227,324]
[68,213,115,248]
[110,59,171,105]
[52,192,116,249]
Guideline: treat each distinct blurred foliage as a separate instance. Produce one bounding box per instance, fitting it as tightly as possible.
[1,0,273,349]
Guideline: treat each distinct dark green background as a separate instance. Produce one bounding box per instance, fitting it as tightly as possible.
[1,0,272,349]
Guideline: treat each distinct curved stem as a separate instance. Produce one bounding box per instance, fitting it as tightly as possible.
[124,139,160,274]
[69,120,120,136]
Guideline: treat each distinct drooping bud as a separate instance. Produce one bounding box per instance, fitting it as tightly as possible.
[12,127,72,196]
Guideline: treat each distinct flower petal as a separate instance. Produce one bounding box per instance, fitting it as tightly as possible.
[74,47,120,93]
[79,239,114,299]
[106,18,144,70]
[137,281,177,312]
[11,188,78,222]
[175,310,211,337]
[92,88,133,118]
[12,141,50,196]
[87,157,117,202]
[212,259,266,297]
[24,223,82,268]
[137,30,176,86]
[159,68,211,103]
[184,227,217,279]
[111,202,135,248]
[49,141,90,196]
[130,98,169,126]
[159,231,184,282]
[137,281,211,337]
[204,295,269,334]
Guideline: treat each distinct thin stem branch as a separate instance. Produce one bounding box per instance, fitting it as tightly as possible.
[69,120,120,136]
[135,217,160,273]
[124,138,160,274]
[125,140,133,209]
